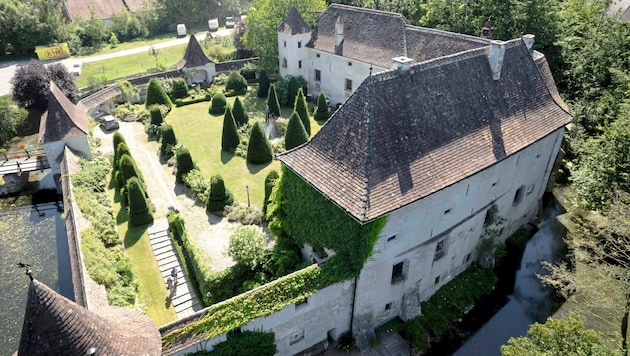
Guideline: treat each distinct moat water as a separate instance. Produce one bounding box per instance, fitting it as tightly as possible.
[0,172,73,355]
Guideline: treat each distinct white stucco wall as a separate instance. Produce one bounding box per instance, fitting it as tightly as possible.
[352,128,565,333]
[183,65,216,85]
[278,32,312,80]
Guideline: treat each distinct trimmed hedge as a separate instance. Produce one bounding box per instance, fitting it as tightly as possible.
[285,111,308,150]
[257,70,270,98]
[174,94,212,107]
[170,77,189,99]
[112,132,127,170]
[119,154,144,185]
[149,105,164,126]
[221,107,240,152]
[267,84,280,118]
[262,170,279,216]
[206,174,234,212]
[314,91,329,122]
[176,146,195,183]
[232,97,249,127]
[246,122,273,165]
[145,78,173,110]
[210,92,228,115]
[127,176,153,226]
[160,124,177,158]
[202,330,277,356]
[225,70,248,94]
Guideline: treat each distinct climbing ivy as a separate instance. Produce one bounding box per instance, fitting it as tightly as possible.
[267,167,386,281]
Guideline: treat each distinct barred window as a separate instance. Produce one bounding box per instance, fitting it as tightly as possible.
[391,260,408,284]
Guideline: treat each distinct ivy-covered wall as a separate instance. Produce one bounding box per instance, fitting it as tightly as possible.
[267,166,386,281]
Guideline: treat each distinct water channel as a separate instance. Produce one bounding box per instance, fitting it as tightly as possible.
[0,171,73,355]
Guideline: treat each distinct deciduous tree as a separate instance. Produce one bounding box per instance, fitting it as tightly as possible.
[11,60,77,110]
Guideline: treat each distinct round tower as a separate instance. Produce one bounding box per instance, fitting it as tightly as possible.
[277,5,312,79]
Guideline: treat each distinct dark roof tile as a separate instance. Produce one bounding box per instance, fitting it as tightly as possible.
[278,5,312,35]
[38,81,89,144]
[177,35,213,69]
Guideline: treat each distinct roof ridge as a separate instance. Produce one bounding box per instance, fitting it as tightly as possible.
[328,3,409,23]
[405,25,491,45]
[361,71,375,221]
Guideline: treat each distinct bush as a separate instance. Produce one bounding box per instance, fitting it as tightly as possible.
[112,132,127,170]
[267,84,281,118]
[209,92,228,115]
[160,124,177,158]
[287,76,300,107]
[246,122,273,165]
[294,88,311,136]
[206,174,234,212]
[314,92,330,122]
[222,107,240,152]
[183,169,209,203]
[127,176,153,226]
[176,146,195,183]
[149,104,164,126]
[262,170,279,216]
[284,111,308,150]
[225,70,248,94]
[232,97,249,127]
[170,77,189,99]
[227,225,268,269]
[145,78,173,110]
[204,330,277,356]
[212,73,229,86]
[257,70,270,98]
[119,154,144,186]
[226,203,263,225]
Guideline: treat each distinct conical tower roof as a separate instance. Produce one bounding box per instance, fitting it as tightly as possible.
[277,5,312,35]
[38,81,89,144]
[18,279,161,356]
[177,35,213,69]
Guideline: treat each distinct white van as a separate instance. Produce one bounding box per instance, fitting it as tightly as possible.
[177,24,186,36]
[208,18,219,31]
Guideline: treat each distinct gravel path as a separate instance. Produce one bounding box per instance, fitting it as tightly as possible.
[94,121,236,271]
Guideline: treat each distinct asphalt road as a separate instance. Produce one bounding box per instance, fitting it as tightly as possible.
[0,29,232,96]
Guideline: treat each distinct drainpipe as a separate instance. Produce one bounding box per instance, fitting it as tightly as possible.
[350,276,358,336]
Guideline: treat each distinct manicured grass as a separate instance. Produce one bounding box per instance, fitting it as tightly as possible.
[166,86,324,207]
[76,44,187,87]
[114,193,177,326]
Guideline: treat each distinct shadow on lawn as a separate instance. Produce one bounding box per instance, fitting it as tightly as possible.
[221,150,234,164]
[246,160,271,174]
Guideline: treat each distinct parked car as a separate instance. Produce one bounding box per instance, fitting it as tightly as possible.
[208,18,219,31]
[177,24,187,37]
[69,62,81,76]
[225,17,235,28]
[100,115,119,131]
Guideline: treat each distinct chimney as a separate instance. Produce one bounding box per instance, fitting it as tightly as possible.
[392,56,413,73]
[522,34,535,56]
[334,17,344,54]
[487,40,506,80]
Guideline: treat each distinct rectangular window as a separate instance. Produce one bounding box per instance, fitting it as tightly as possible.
[298,60,302,68]
[298,41,302,48]
[385,302,392,310]
[315,69,321,82]
[444,207,452,215]
[289,330,305,345]
[434,276,440,285]
[434,239,447,261]
[513,186,525,206]
[464,253,472,264]
[391,260,408,284]
[345,79,352,91]
[283,41,286,48]
[316,53,321,58]
[282,58,287,68]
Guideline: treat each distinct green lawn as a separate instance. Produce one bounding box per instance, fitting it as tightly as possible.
[167,87,324,207]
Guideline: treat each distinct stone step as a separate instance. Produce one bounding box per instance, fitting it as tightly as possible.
[154,246,176,258]
[151,239,172,250]
[160,260,181,273]
[149,234,170,244]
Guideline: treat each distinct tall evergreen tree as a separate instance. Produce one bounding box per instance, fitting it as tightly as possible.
[257,70,270,98]
[294,88,310,136]
[149,104,164,125]
[285,111,308,150]
[267,84,281,118]
[127,176,153,226]
[222,107,240,152]
[314,92,329,122]
[160,124,177,158]
[232,97,249,127]
[247,122,273,164]
[287,76,299,107]
[115,142,131,173]
[119,154,144,186]
[145,78,172,110]
[112,132,127,171]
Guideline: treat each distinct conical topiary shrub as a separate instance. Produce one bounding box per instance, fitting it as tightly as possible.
[175,146,195,183]
[262,170,279,216]
[145,78,173,110]
[222,107,240,152]
[287,76,299,107]
[232,97,249,127]
[257,70,270,98]
[267,84,280,118]
[246,122,273,164]
[294,88,310,136]
[115,142,131,173]
[209,92,228,115]
[119,154,144,186]
[127,176,153,226]
[160,124,177,158]
[149,104,164,125]
[225,70,248,94]
[206,174,234,212]
[314,92,329,122]
[285,111,308,150]
[112,132,127,171]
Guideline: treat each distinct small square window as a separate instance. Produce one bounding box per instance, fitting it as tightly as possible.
[316,53,320,58]
[315,69,321,82]
[444,208,452,215]
[298,41,302,48]
[385,303,392,310]
[434,276,440,285]
[298,60,302,68]
[348,61,352,66]
[526,184,535,195]
[345,79,352,91]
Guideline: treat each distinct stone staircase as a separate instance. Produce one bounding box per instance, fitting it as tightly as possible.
[148,218,202,319]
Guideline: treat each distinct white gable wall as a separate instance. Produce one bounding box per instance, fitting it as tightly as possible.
[43,136,91,175]
[278,32,312,80]
[352,128,565,336]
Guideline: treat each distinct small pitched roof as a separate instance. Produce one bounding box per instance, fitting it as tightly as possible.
[278,39,572,223]
[309,4,489,68]
[177,35,213,69]
[38,81,89,145]
[18,279,161,355]
[277,5,312,35]
[63,0,127,21]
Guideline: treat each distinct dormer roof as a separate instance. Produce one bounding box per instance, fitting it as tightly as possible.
[277,5,312,35]
[177,35,213,69]
[38,81,89,145]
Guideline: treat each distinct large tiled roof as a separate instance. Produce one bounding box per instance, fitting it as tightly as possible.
[278,5,312,35]
[177,35,213,69]
[18,279,161,355]
[278,39,572,223]
[308,4,489,68]
[63,0,127,21]
[38,81,89,144]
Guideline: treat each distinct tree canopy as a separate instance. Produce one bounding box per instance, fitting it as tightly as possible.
[11,60,77,110]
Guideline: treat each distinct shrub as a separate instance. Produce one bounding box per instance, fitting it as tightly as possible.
[119,154,144,186]
[145,78,173,110]
[206,174,234,212]
[314,92,329,122]
[287,76,300,107]
[160,124,177,158]
[232,97,249,127]
[225,70,248,94]
[170,77,189,99]
[294,88,311,136]
[149,104,164,126]
[207,330,277,356]
[267,84,280,118]
[210,92,228,115]
[222,107,240,152]
[262,170,279,216]
[212,73,229,86]
[176,146,195,183]
[112,132,127,170]
[225,203,263,225]
[257,70,270,98]
[127,176,153,226]
[183,169,209,203]
[227,225,268,269]
[284,111,308,150]
[246,122,273,165]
